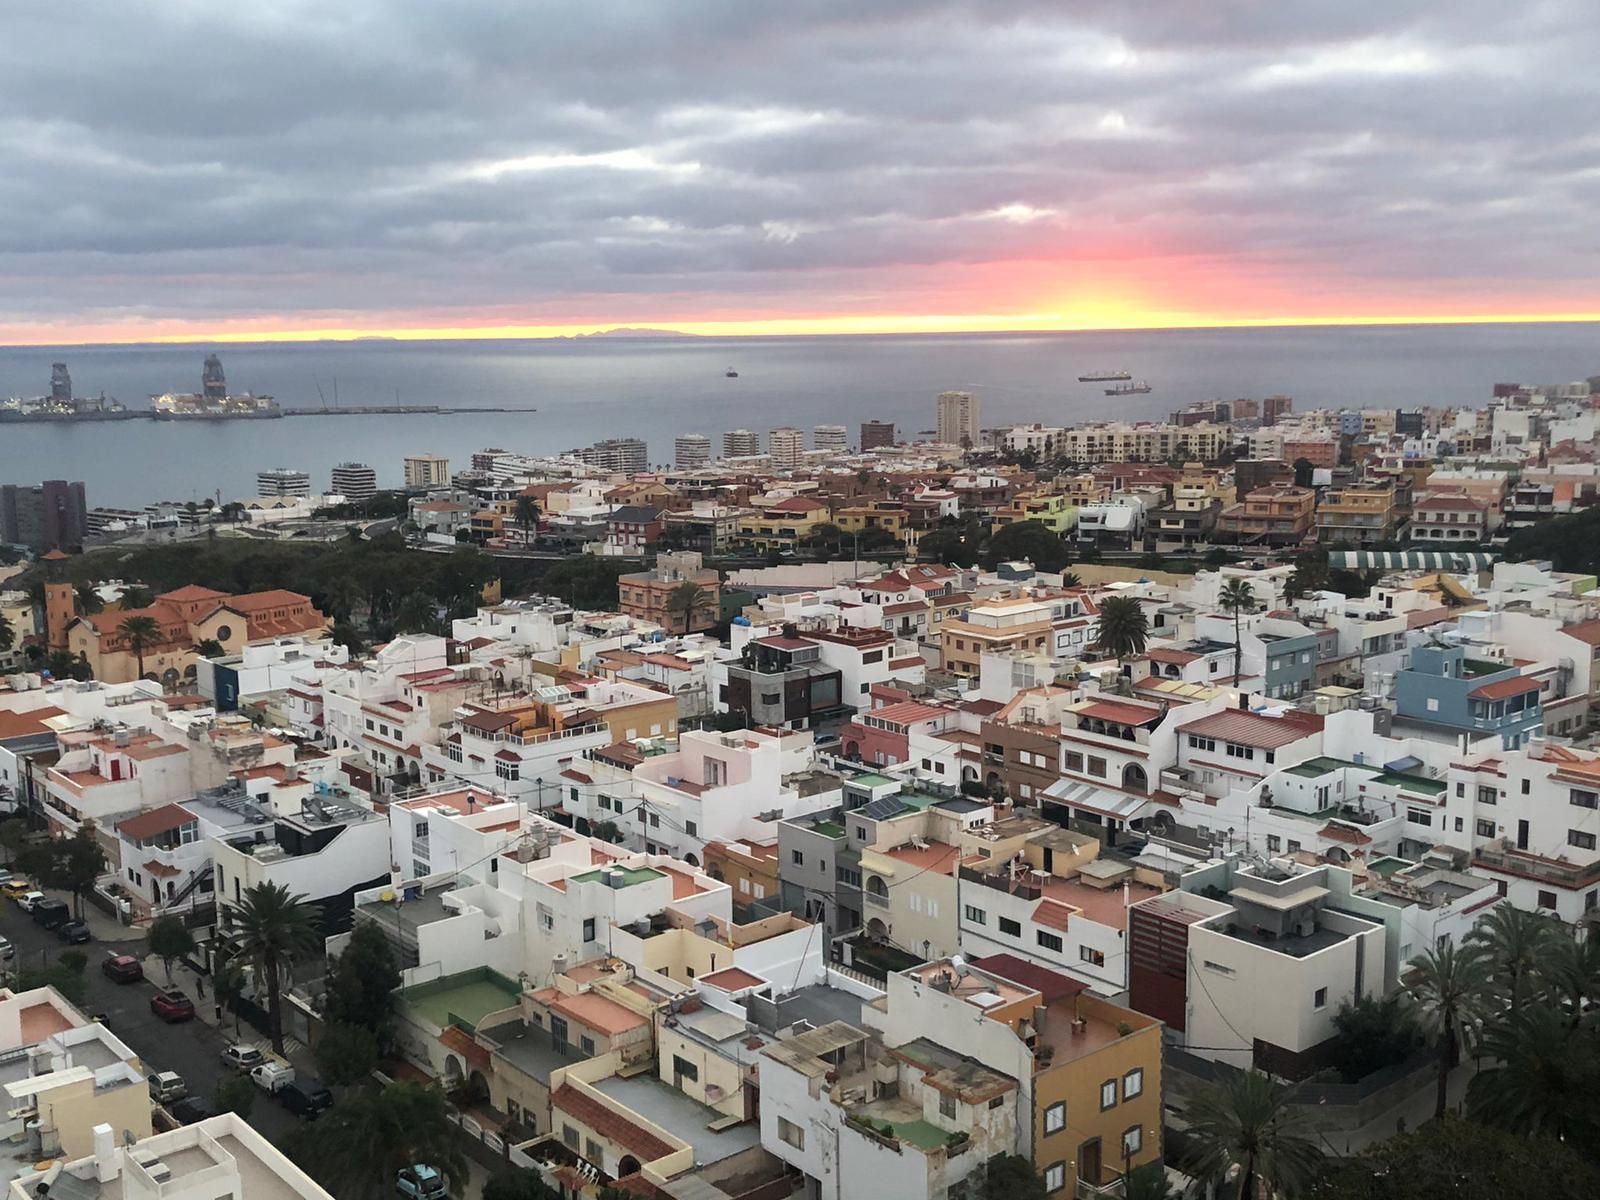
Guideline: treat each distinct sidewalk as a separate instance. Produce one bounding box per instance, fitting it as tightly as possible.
[140,949,315,1068]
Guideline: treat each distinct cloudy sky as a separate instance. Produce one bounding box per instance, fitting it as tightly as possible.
[5,1,1600,343]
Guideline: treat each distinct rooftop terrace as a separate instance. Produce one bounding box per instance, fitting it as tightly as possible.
[398,967,522,1031]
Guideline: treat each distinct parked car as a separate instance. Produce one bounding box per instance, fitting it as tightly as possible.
[168,1097,216,1126]
[149,990,196,1023]
[278,1078,334,1120]
[56,920,91,944]
[16,890,45,912]
[148,1071,188,1104]
[250,1060,295,1094]
[31,898,71,929]
[220,1044,265,1073]
[1,880,34,903]
[102,954,144,983]
[396,1166,449,1200]
[0,935,13,962]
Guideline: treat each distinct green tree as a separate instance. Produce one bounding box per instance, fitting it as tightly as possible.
[74,582,103,615]
[665,580,711,633]
[54,825,106,918]
[1466,1005,1600,1144]
[216,1074,256,1119]
[980,1154,1048,1200]
[117,614,162,679]
[148,915,197,983]
[483,1171,559,1200]
[1122,1162,1176,1200]
[195,638,225,658]
[513,494,541,545]
[323,922,400,1041]
[1182,1070,1324,1200]
[1286,554,1331,602]
[1218,577,1257,683]
[983,520,1068,573]
[1092,595,1149,659]
[394,591,441,635]
[1406,942,1491,1119]
[1465,904,1556,1007]
[120,584,155,610]
[314,1020,381,1089]
[212,950,247,1036]
[330,620,365,655]
[0,818,30,869]
[1328,993,1420,1084]
[289,1083,468,1200]
[1544,933,1600,1026]
[1060,570,1082,588]
[230,881,322,1055]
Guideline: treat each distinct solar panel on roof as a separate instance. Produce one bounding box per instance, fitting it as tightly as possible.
[861,797,908,820]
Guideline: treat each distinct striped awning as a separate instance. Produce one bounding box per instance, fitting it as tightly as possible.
[1327,550,1496,572]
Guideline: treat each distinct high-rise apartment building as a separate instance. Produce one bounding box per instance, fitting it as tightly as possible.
[580,438,649,474]
[860,419,895,450]
[330,462,377,501]
[723,429,761,458]
[472,447,510,473]
[936,390,981,446]
[403,454,451,489]
[0,481,87,551]
[768,427,805,468]
[674,434,712,470]
[256,468,311,497]
[813,424,848,452]
[1262,395,1295,426]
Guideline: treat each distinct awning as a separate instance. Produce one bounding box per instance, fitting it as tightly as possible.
[1327,550,1495,572]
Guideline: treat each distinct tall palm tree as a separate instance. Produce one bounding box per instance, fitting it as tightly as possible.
[1467,1005,1600,1144]
[292,1083,468,1200]
[666,580,710,633]
[394,591,440,635]
[117,614,162,679]
[1465,903,1556,1007]
[513,494,540,545]
[1218,578,1257,683]
[1544,933,1600,1027]
[1182,1070,1323,1200]
[1092,595,1149,659]
[1406,942,1491,1119]
[74,582,102,615]
[229,881,322,1054]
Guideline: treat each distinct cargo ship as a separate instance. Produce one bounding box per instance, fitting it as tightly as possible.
[1104,380,1153,396]
[1078,370,1132,382]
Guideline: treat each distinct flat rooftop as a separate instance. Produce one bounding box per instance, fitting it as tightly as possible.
[1214,921,1352,958]
[593,1073,762,1166]
[399,968,521,1030]
[485,1020,590,1083]
[572,864,665,888]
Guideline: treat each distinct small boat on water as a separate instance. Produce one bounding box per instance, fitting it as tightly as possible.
[725,368,739,378]
[1104,380,1153,395]
[1078,370,1131,382]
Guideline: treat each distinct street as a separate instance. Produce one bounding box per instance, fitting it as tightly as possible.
[0,899,296,1142]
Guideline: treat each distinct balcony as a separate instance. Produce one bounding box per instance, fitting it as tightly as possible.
[1077,1176,1126,1200]
[1473,840,1600,889]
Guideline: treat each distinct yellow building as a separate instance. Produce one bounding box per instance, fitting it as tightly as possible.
[835,502,909,539]
[1315,481,1402,546]
[992,491,1078,534]
[732,497,831,552]
[940,595,1055,677]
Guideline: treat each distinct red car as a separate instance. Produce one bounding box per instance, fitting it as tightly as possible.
[149,989,196,1023]
[102,955,144,984]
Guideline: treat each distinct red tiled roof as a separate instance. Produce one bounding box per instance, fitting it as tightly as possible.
[1077,700,1163,727]
[551,1085,675,1164]
[1032,899,1074,931]
[116,804,197,841]
[700,966,766,993]
[1178,709,1314,749]
[1149,647,1201,665]
[1319,823,1373,846]
[1562,619,1600,647]
[158,585,230,602]
[868,701,947,726]
[439,1025,492,1071]
[1469,675,1540,700]
[143,860,181,878]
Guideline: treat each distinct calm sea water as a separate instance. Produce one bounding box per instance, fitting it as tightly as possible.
[1,324,1597,509]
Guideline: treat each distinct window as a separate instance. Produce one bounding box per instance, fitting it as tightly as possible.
[1265,834,1281,852]
[1043,1163,1066,1193]
[1080,946,1106,967]
[1100,1079,1118,1110]
[1037,931,1063,952]
[1123,1068,1143,1100]
[582,918,596,943]
[999,916,1022,937]
[1476,819,1496,838]
[1188,735,1215,752]
[1455,782,1465,797]
[1287,839,1301,853]
[1537,889,1558,909]
[1522,779,1531,795]
[1478,786,1498,806]
[792,850,804,866]
[1044,1102,1066,1134]
[1122,1126,1143,1157]
[1203,960,1235,977]
[854,825,869,841]
[939,1093,957,1119]
[1570,829,1597,850]
[585,1138,603,1163]
[738,878,750,894]
[778,1117,805,1150]
[496,759,520,781]
[562,1124,579,1150]
[1087,756,1107,778]
[580,1036,596,1056]
[1572,790,1599,809]
[1313,987,1328,1009]
[964,904,986,925]
[1426,697,1440,713]
[1407,808,1433,827]
[1224,742,1254,760]
[1065,751,1084,773]
[447,742,463,763]
[649,813,660,827]
[685,820,697,836]
[672,1055,699,1082]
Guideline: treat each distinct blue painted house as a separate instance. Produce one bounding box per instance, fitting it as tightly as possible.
[1394,643,1543,748]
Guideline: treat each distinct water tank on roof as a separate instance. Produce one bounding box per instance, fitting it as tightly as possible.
[732,616,751,626]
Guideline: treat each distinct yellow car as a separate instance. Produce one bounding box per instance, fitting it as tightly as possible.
[0,880,34,903]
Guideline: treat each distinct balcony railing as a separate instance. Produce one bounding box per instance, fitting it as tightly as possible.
[1077,1178,1125,1200]
[1474,841,1600,889]
[475,722,607,747]
[864,890,890,908]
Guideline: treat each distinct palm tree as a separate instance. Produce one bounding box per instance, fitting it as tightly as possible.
[1465,903,1556,1007]
[1467,1005,1600,1143]
[117,614,162,679]
[229,881,321,1055]
[513,494,541,545]
[1544,933,1600,1027]
[666,580,710,633]
[293,1083,468,1200]
[1092,595,1149,659]
[1060,571,1082,589]
[1406,942,1491,1119]
[0,611,12,652]
[195,638,225,658]
[1182,1070,1323,1200]
[1218,578,1257,683]
[74,582,103,615]
[394,591,439,635]
[1121,1162,1175,1200]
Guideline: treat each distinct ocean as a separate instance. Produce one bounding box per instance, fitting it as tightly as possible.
[1,323,1597,509]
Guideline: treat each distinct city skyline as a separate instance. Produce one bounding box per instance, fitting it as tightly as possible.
[4,3,1599,345]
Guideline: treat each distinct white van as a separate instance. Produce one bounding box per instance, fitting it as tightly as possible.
[250,1060,296,1094]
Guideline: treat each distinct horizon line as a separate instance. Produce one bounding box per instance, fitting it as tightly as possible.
[6,310,1600,349]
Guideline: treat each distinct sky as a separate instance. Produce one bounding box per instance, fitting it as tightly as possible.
[5,1,1600,344]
